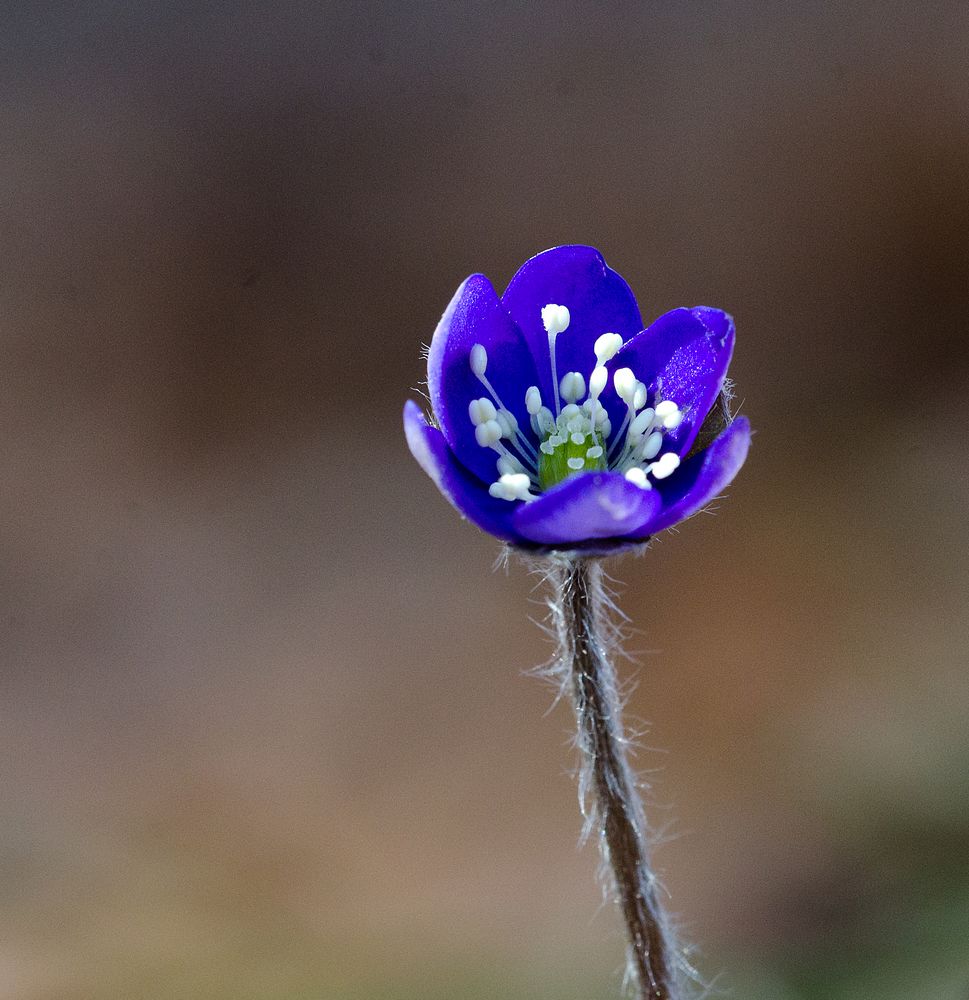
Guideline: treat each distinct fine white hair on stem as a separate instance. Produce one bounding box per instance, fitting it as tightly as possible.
[518,551,714,999]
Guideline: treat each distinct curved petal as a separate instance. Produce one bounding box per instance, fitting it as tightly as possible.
[403,401,521,543]
[512,470,662,547]
[634,416,751,537]
[605,306,735,457]
[501,246,643,415]
[427,274,541,485]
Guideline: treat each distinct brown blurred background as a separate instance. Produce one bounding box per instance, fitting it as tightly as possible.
[2,3,968,998]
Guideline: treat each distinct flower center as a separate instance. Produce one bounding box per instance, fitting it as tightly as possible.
[468,305,684,502]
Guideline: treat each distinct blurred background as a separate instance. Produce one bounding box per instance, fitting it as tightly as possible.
[2,3,968,998]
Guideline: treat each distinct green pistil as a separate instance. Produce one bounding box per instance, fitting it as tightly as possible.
[538,431,607,490]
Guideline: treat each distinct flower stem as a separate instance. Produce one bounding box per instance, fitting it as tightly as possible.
[552,557,680,1000]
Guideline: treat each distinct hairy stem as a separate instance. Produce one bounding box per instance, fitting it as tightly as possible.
[552,557,680,1000]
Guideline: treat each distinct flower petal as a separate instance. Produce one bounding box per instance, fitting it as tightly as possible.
[635,416,751,536]
[427,274,541,485]
[607,307,735,457]
[501,246,643,412]
[403,401,520,543]
[512,470,662,547]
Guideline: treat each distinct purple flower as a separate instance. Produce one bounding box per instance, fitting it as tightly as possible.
[404,245,750,552]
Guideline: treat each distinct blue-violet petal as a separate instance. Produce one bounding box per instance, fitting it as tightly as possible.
[404,401,521,542]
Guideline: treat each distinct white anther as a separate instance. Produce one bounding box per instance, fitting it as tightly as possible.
[641,430,663,460]
[541,303,570,336]
[570,432,586,445]
[561,403,581,420]
[629,409,655,438]
[497,455,524,476]
[633,382,648,411]
[625,467,652,489]
[469,397,497,426]
[548,434,566,447]
[586,445,603,460]
[589,366,608,399]
[470,343,488,377]
[537,407,555,435]
[661,408,682,430]
[540,440,556,455]
[567,457,585,471]
[489,473,533,501]
[495,411,513,438]
[594,332,623,364]
[613,367,636,404]
[649,452,681,480]
[543,308,567,416]
[600,418,611,438]
[560,371,586,404]
[525,386,543,415]
[655,400,678,419]
[475,420,502,448]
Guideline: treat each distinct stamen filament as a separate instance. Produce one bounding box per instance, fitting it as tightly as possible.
[549,334,561,416]
[476,372,540,461]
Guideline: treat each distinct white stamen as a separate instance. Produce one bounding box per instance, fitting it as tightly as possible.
[654,400,680,429]
[567,457,585,470]
[495,410,514,439]
[613,367,636,405]
[641,430,663,460]
[497,455,524,476]
[469,397,497,426]
[469,359,539,464]
[629,408,655,438]
[475,420,502,448]
[594,332,623,364]
[541,304,570,337]
[488,472,535,502]
[655,400,682,429]
[560,371,586,404]
[542,304,569,416]
[586,445,603,459]
[625,467,652,489]
[525,386,543,415]
[589,365,608,400]
[470,343,488,377]
[570,432,586,445]
[633,381,647,411]
[649,452,681,479]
